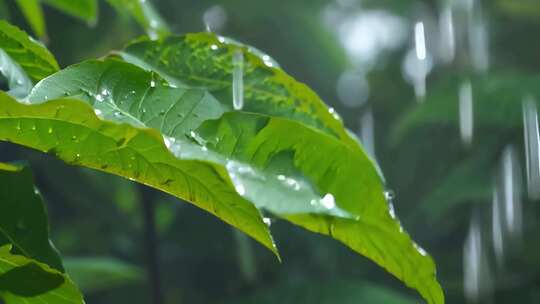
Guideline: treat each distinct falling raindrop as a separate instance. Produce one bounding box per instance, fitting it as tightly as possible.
[232,228,257,283]
[463,216,493,303]
[491,185,504,267]
[203,5,227,32]
[232,50,244,110]
[138,0,166,40]
[500,145,523,239]
[359,108,375,158]
[415,22,427,60]
[459,80,474,146]
[402,21,433,102]
[522,97,540,200]
[439,3,456,63]
[466,0,489,73]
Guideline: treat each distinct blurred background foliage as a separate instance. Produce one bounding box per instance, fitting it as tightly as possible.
[2,0,540,303]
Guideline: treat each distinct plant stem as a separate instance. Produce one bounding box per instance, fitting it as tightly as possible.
[140,187,164,304]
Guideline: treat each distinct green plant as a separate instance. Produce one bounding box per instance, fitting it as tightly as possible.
[0,1,444,303]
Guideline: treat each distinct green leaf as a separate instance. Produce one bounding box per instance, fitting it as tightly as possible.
[119,33,361,150]
[23,55,443,302]
[0,163,64,271]
[119,33,443,303]
[194,112,444,303]
[15,0,46,38]
[0,20,59,82]
[0,245,84,304]
[41,0,97,23]
[64,257,142,293]
[0,48,33,98]
[0,88,278,258]
[105,0,169,37]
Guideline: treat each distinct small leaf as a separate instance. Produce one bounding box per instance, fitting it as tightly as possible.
[41,0,97,23]
[64,257,143,293]
[14,0,46,38]
[0,245,84,304]
[0,49,33,98]
[0,162,64,271]
[0,20,59,82]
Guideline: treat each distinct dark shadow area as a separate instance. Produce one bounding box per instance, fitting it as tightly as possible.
[0,263,64,296]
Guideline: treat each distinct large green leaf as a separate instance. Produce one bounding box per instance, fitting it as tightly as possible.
[0,89,278,257]
[64,257,142,293]
[0,245,83,303]
[194,112,443,303]
[20,54,443,302]
[0,163,64,271]
[41,0,97,23]
[120,33,361,150]
[105,0,169,37]
[15,0,46,38]
[0,20,59,82]
[119,33,442,302]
